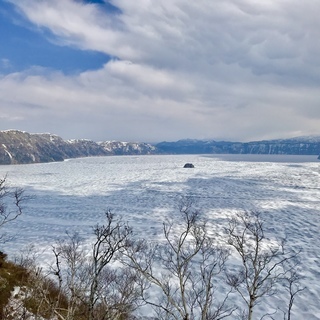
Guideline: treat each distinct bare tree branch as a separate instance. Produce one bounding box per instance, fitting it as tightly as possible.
[0,175,26,230]
[226,211,303,320]
[124,199,235,319]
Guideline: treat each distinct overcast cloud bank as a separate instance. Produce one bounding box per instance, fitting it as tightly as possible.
[1,0,320,142]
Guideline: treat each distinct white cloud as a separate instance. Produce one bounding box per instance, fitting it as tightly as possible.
[2,0,320,141]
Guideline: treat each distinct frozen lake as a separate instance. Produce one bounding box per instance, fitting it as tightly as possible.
[0,154,320,318]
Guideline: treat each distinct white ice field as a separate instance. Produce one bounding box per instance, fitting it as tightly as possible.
[0,154,319,319]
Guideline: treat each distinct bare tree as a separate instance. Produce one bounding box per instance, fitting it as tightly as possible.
[0,175,25,242]
[49,211,137,320]
[89,265,141,320]
[281,270,305,320]
[87,210,133,320]
[226,211,302,320]
[51,232,89,320]
[124,198,235,320]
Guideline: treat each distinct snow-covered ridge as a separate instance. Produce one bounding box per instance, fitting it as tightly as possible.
[1,130,320,165]
[0,130,157,165]
[155,137,320,156]
[99,140,156,154]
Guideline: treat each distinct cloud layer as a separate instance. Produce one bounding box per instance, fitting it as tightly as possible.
[1,0,320,142]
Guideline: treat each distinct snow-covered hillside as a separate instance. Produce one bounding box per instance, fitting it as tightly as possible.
[0,130,157,164]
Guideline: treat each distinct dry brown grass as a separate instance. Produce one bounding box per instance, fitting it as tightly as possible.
[0,251,30,318]
[0,251,72,319]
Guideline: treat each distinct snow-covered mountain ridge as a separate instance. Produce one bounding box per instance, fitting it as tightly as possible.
[156,137,320,156]
[0,130,156,164]
[0,130,320,164]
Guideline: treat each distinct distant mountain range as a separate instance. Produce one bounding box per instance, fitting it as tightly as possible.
[156,137,320,156]
[0,130,319,164]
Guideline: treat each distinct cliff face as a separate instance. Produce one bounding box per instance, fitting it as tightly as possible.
[0,131,67,164]
[0,130,156,165]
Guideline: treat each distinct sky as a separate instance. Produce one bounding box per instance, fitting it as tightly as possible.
[0,0,320,143]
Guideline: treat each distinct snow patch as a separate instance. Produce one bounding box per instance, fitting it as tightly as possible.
[2,144,13,159]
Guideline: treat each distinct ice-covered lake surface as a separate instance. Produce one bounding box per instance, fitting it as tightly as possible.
[1,154,320,319]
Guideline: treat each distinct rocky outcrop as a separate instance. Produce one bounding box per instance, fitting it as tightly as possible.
[183,163,194,168]
[0,130,157,165]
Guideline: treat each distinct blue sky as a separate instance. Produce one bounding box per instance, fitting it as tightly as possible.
[0,1,111,73]
[1,0,320,142]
